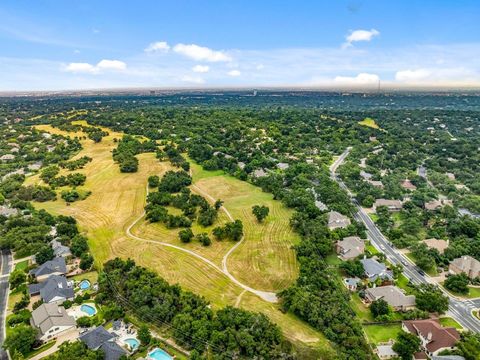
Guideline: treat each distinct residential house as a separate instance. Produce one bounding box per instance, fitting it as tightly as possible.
[0,154,15,161]
[344,277,361,291]
[374,199,403,212]
[28,275,74,303]
[327,211,351,230]
[449,255,480,279]
[360,170,373,180]
[360,258,393,282]
[365,285,416,311]
[336,236,365,260]
[446,173,456,181]
[252,168,267,178]
[30,257,67,282]
[401,179,417,191]
[0,205,18,217]
[30,303,76,341]
[431,356,465,360]
[422,239,449,254]
[425,199,453,211]
[237,162,246,170]
[402,319,460,358]
[51,239,71,258]
[80,326,127,360]
[367,179,384,188]
[276,162,289,170]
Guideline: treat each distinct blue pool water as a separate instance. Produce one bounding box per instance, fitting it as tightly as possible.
[124,338,139,350]
[79,280,91,290]
[80,304,96,316]
[148,348,172,360]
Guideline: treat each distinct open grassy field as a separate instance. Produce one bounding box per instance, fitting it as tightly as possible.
[26,122,330,354]
[439,316,463,330]
[358,117,380,129]
[363,323,402,344]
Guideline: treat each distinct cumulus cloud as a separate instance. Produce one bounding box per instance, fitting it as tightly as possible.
[64,59,126,74]
[145,41,170,53]
[173,43,231,62]
[192,65,209,73]
[334,72,379,85]
[343,29,379,48]
[227,70,241,77]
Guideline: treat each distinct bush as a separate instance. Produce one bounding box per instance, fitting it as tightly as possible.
[445,273,469,294]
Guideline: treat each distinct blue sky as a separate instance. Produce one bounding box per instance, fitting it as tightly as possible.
[1,0,479,90]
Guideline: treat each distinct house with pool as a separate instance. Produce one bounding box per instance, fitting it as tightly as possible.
[30,303,76,341]
[80,325,128,360]
[28,274,74,304]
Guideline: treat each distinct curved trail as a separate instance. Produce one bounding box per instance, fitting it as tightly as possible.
[125,184,278,303]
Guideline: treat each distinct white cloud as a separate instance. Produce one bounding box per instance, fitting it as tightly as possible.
[145,41,170,53]
[173,43,231,62]
[181,75,205,84]
[64,59,126,74]
[334,72,379,85]
[344,29,379,48]
[227,70,241,77]
[64,62,97,74]
[192,65,209,73]
[96,59,127,71]
[395,69,431,82]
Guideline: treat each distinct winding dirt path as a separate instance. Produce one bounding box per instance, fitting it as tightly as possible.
[126,184,278,303]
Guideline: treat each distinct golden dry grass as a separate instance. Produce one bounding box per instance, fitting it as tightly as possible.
[25,121,329,351]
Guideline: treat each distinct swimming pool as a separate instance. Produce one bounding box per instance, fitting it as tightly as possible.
[80,304,97,316]
[148,348,172,360]
[79,280,91,290]
[124,338,139,350]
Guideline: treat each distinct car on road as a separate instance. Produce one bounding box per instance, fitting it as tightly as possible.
[401,260,408,266]
[380,245,386,250]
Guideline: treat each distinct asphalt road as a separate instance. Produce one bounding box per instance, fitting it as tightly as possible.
[0,250,11,360]
[330,149,480,333]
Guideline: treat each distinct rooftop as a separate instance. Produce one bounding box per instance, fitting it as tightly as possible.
[403,319,460,354]
[366,285,416,308]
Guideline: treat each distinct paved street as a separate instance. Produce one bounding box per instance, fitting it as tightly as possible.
[330,149,480,333]
[0,250,12,360]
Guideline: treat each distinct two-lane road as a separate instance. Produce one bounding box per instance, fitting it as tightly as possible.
[0,250,11,360]
[330,149,480,333]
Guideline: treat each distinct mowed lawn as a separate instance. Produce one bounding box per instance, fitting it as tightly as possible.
[26,122,329,353]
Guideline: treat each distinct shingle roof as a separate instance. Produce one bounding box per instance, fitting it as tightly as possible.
[360,258,393,281]
[327,211,351,229]
[366,285,416,308]
[403,319,460,353]
[337,236,364,259]
[80,326,115,350]
[30,303,75,336]
[30,257,67,278]
[100,341,127,360]
[28,275,74,302]
[422,239,449,254]
[51,239,71,257]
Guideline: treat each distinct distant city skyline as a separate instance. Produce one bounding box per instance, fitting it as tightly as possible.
[1,0,479,91]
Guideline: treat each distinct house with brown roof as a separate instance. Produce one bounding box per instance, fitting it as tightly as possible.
[327,211,351,230]
[374,199,403,212]
[422,239,449,254]
[336,236,365,260]
[402,319,460,358]
[367,179,384,188]
[449,255,480,279]
[401,179,417,191]
[425,199,453,211]
[365,285,416,311]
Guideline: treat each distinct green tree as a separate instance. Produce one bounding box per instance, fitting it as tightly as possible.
[179,228,194,243]
[444,273,469,294]
[137,325,152,345]
[370,299,390,318]
[3,325,37,355]
[252,205,270,222]
[195,233,211,246]
[339,259,364,278]
[80,253,94,270]
[414,284,449,314]
[35,245,54,265]
[392,332,420,360]
[9,270,26,290]
[148,175,160,187]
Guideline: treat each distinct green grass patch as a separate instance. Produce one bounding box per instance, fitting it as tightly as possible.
[14,260,29,272]
[368,213,379,222]
[439,317,463,330]
[363,323,402,345]
[467,286,480,299]
[358,117,380,129]
[325,254,342,266]
[396,274,414,295]
[366,244,379,255]
[71,270,98,285]
[351,293,373,322]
